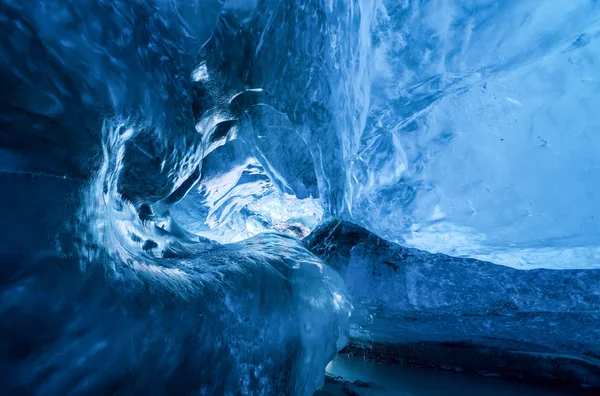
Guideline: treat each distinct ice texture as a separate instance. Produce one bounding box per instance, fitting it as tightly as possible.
[306,221,600,387]
[0,0,355,394]
[1,0,599,394]
[3,0,599,267]
[1,172,351,395]
[346,0,600,269]
[186,0,600,269]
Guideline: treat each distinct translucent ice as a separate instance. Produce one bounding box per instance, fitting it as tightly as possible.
[346,0,600,269]
[2,0,600,394]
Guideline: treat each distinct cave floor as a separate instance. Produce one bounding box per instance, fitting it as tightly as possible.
[318,354,590,396]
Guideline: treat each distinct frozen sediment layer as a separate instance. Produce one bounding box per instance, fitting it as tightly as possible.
[305,221,600,388]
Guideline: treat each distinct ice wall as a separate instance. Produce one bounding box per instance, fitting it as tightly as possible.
[346,0,600,269]
[182,0,600,270]
[0,1,357,394]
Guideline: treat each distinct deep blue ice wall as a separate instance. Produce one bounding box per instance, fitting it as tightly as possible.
[0,1,357,394]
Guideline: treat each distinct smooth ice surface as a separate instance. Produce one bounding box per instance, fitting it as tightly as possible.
[324,355,575,396]
[346,0,600,269]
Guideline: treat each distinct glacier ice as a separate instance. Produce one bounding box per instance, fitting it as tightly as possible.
[0,0,354,394]
[1,0,600,394]
[346,0,600,269]
[1,170,351,395]
[306,221,600,387]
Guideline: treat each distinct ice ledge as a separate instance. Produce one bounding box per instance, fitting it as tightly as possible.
[305,221,600,389]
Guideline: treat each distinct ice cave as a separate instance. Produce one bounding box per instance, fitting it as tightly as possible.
[1,0,599,394]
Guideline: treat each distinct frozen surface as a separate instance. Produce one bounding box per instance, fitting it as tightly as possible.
[1,1,356,393]
[2,0,599,268]
[347,0,600,269]
[322,355,576,396]
[1,0,600,394]
[170,139,324,244]
[0,173,351,395]
[306,221,600,387]
[186,0,600,269]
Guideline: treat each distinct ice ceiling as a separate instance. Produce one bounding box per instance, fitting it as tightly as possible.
[1,0,600,394]
[173,0,600,269]
[2,0,599,268]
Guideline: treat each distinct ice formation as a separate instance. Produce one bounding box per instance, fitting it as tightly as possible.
[306,221,600,387]
[1,0,599,394]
